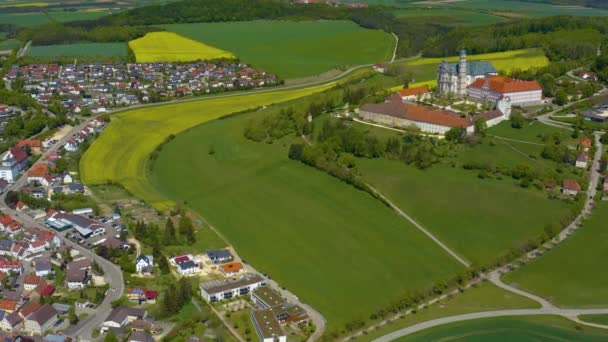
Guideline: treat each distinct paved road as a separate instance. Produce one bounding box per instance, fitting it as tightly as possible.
[372,308,608,342]
[537,87,608,129]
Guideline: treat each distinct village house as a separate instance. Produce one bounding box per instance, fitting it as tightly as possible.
[128,330,154,342]
[134,255,153,275]
[0,300,17,314]
[563,179,581,196]
[18,302,40,320]
[206,249,232,264]
[575,153,589,168]
[17,140,42,155]
[579,137,592,152]
[127,288,158,304]
[101,306,147,332]
[23,304,58,335]
[66,268,90,290]
[23,275,42,291]
[220,261,244,277]
[27,163,55,187]
[0,312,22,331]
[0,261,22,275]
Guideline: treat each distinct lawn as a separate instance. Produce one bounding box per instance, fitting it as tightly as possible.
[503,202,608,308]
[163,20,395,79]
[392,8,507,26]
[148,102,464,329]
[358,282,539,341]
[128,32,235,63]
[356,155,573,264]
[394,49,547,88]
[395,315,608,342]
[80,79,346,210]
[27,42,127,57]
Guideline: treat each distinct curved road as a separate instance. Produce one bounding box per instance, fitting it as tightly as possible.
[372,308,608,342]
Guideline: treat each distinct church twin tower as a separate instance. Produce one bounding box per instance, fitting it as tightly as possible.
[437,49,469,97]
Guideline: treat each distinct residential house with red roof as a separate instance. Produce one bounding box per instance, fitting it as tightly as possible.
[17,140,42,155]
[0,300,17,313]
[24,275,42,291]
[579,137,592,152]
[468,76,543,106]
[563,179,581,196]
[27,163,55,187]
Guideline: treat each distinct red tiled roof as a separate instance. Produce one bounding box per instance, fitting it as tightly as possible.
[563,179,581,191]
[0,300,17,311]
[10,146,28,164]
[398,85,430,97]
[17,139,42,149]
[35,283,55,297]
[580,137,592,148]
[469,76,542,93]
[24,275,41,285]
[19,302,40,318]
[403,104,471,128]
[174,256,190,263]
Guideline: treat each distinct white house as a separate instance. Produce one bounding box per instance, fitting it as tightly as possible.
[135,255,153,275]
[67,269,90,289]
[0,312,22,332]
[176,260,198,275]
[563,179,581,196]
[101,306,146,332]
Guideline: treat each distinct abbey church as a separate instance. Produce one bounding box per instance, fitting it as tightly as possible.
[437,50,498,97]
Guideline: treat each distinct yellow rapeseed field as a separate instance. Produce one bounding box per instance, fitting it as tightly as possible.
[81,83,338,209]
[0,2,48,8]
[128,32,236,63]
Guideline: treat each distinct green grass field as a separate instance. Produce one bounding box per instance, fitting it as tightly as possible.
[420,0,608,18]
[163,20,395,79]
[357,158,572,265]
[0,39,20,51]
[80,81,343,210]
[148,101,464,329]
[47,10,110,22]
[392,8,507,26]
[503,202,608,308]
[579,314,608,326]
[395,315,608,341]
[27,42,127,57]
[0,12,50,26]
[358,282,539,341]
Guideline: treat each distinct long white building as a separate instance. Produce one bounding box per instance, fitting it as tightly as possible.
[200,274,264,302]
[468,76,542,106]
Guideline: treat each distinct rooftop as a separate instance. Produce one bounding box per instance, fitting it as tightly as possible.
[200,273,264,295]
[469,76,542,93]
[252,308,285,339]
[252,286,285,308]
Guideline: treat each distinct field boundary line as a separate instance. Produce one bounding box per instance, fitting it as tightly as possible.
[366,183,471,267]
[490,135,545,146]
[390,33,398,63]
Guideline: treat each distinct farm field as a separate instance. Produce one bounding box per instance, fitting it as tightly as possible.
[392,8,507,26]
[396,49,548,87]
[503,202,608,308]
[47,10,110,22]
[128,32,235,63]
[418,0,608,18]
[395,315,608,342]
[0,12,49,26]
[27,42,127,57]
[163,20,394,79]
[0,39,20,51]
[358,282,539,342]
[80,78,350,210]
[148,100,464,329]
